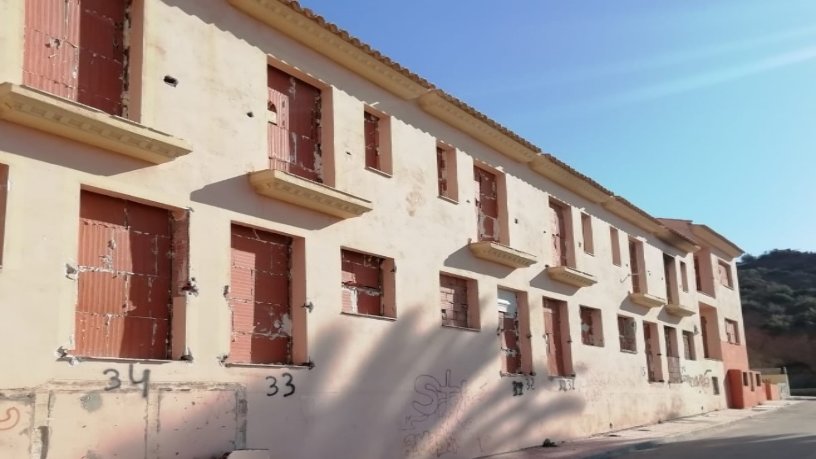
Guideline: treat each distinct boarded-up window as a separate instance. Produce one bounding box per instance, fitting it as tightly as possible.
[581,213,593,254]
[440,274,471,328]
[342,249,393,317]
[580,306,603,347]
[0,164,8,267]
[436,144,457,200]
[548,200,570,267]
[228,224,293,365]
[629,238,645,294]
[610,227,621,266]
[75,191,183,359]
[664,326,681,383]
[680,261,689,292]
[682,330,695,360]
[267,65,322,182]
[364,110,380,170]
[543,297,571,377]
[474,166,500,242]
[499,290,527,375]
[24,0,129,115]
[643,321,663,382]
[663,253,678,304]
[617,315,636,352]
[725,319,739,344]
[717,259,733,287]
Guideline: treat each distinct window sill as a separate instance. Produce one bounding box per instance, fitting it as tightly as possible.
[548,374,576,380]
[0,83,192,163]
[249,169,373,219]
[628,292,666,309]
[365,166,392,178]
[441,324,480,333]
[340,311,396,322]
[583,343,604,348]
[620,349,638,354]
[545,265,597,288]
[500,372,534,378]
[468,240,537,269]
[224,362,311,370]
[437,194,459,205]
[62,356,176,365]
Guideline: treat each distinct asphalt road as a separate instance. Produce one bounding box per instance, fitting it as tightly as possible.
[616,400,816,459]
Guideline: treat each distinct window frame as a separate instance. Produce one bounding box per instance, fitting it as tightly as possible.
[617,315,637,353]
[340,248,396,319]
[363,105,393,176]
[439,273,479,331]
[581,213,594,255]
[580,306,604,347]
[436,142,458,202]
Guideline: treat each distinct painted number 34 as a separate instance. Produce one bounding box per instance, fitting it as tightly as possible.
[266,372,295,397]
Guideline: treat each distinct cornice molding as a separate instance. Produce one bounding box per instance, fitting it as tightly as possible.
[529,155,609,203]
[545,265,598,288]
[418,91,539,164]
[249,169,373,218]
[602,197,662,233]
[691,225,743,259]
[467,240,537,269]
[228,0,428,99]
[0,83,191,163]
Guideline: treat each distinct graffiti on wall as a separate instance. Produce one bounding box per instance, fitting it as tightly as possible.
[400,369,478,457]
[103,364,151,398]
[0,407,20,431]
[556,378,575,392]
[266,373,295,397]
[681,369,712,388]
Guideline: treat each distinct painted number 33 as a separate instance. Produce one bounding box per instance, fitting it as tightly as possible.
[266,372,295,397]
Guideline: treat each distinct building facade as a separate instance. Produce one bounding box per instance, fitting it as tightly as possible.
[0,1,762,458]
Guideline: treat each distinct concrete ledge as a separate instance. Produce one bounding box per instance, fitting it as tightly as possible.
[249,169,373,219]
[546,266,598,288]
[628,292,666,308]
[665,302,695,317]
[468,241,538,268]
[0,83,191,163]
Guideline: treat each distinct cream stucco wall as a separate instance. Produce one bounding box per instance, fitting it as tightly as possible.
[0,1,745,458]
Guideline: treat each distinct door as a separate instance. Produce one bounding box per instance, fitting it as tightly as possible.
[474,166,499,242]
[543,301,565,376]
[700,315,711,358]
[549,202,567,266]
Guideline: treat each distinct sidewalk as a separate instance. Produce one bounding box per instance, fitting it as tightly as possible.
[482,400,800,459]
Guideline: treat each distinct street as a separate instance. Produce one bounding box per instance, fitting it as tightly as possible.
[616,400,816,458]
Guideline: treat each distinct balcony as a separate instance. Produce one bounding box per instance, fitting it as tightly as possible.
[666,302,696,317]
[468,241,537,269]
[249,169,373,219]
[628,292,666,309]
[545,266,597,288]
[0,83,191,163]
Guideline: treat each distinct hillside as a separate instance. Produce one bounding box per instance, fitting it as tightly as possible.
[737,249,816,388]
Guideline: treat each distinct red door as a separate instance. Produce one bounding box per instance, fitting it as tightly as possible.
[474,167,499,242]
[549,202,567,266]
[543,302,565,376]
[267,65,321,182]
[229,225,293,364]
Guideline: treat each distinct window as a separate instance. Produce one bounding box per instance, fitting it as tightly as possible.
[436,143,458,200]
[694,254,702,291]
[725,319,739,344]
[580,306,603,347]
[756,373,762,386]
[581,213,594,255]
[74,191,189,359]
[0,164,7,267]
[643,321,663,382]
[712,376,720,395]
[543,297,572,377]
[694,249,716,296]
[717,259,733,288]
[679,261,689,292]
[363,107,392,174]
[682,330,695,360]
[24,0,131,115]
[610,227,621,266]
[742,372,749,386]
[474,165,501,242]
[341,249,395,318]
[268,64,323,183]
[664,326,681,383]
[617,315,637,352]
[628,238,645,294]
[498,289,530,375]
[440,274,478,329]
[548,199,573,267]
[228,224,305,365]
[663,254,678,304]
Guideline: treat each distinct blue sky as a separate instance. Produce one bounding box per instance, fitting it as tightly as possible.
[300,0,816,256]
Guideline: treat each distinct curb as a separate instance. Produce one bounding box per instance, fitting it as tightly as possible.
[581,403,794,459]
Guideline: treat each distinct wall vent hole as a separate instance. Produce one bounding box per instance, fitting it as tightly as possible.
[163,75,179,87]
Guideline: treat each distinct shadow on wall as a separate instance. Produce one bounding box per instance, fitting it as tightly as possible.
[0,307,586,458]
[0,123,150,176]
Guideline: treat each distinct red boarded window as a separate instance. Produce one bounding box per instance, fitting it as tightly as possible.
[364,110,380,170]
[725,319,739,344]
[341,249,391,317]
[436,144,457,200]
[267,65,322,182]
[474,166,500,242]
[440,274,470,328]
[228,224,293,365]
[24,0,129,115]
[75,191,185,359]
